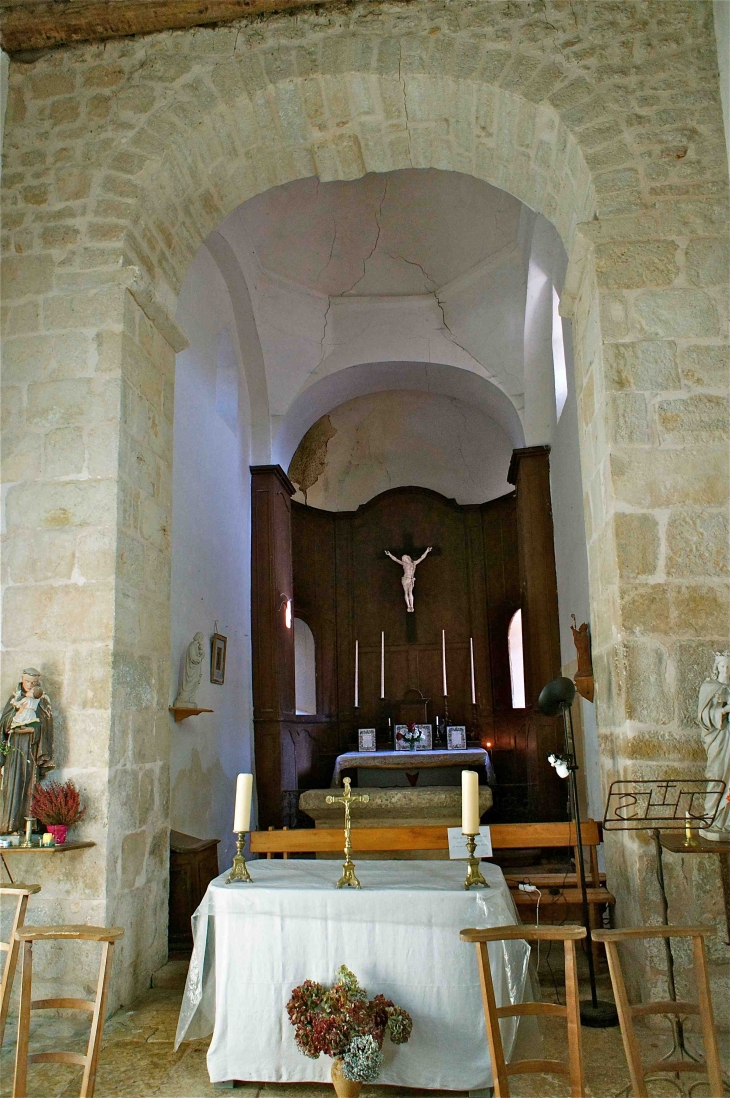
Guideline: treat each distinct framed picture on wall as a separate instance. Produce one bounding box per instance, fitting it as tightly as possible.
[210,633,227,685]
[447,725,467,750]
[358,729,377,752]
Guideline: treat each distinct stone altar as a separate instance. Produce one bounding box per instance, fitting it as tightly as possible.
[298,786,493,859]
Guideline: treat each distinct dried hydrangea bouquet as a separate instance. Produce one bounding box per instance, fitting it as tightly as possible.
[287,965,412,1096]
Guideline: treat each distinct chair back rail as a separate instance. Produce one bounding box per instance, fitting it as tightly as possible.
[460,923,586,1098]
[592,927,722,1098]
[250,820,602,855]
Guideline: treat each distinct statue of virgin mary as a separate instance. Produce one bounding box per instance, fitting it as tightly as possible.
[698,651,730,841]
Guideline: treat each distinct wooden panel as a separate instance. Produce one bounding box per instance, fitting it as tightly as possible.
[286,474,563,825]
[251,465,296,828]
[250,819,602,853]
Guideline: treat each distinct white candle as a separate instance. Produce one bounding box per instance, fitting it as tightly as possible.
[380,631,385,699]
[233,773,253,833]
[462,770,480,835]
[442,630,448,696]
[470,637,476,705]
[354,640,359,708]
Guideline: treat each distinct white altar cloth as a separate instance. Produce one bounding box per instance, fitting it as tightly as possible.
[175,859,535,1090]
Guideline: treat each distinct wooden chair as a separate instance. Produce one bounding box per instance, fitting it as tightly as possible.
[592,926,722,1098]
[12,924,124,1098]
[460,924,587,1098]
[1,884,41,1047]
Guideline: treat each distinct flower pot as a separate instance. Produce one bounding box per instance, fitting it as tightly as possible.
[331,1059,361,1097]
[47,824,68,845]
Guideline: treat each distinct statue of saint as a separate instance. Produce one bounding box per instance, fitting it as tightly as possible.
[698,651,730,841]
[174,632,206,708]
[385,547,432,612]
[0,668,54,834]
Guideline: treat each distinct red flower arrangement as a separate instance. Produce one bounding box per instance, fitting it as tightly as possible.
[287,966,412,1084]
[31,779,86,843]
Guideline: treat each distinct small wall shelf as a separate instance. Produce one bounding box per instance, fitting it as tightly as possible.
[0,840,96,883]
[0,841,95,855]
[169,706,214,723]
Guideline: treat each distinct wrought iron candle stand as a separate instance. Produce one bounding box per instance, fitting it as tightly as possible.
[604,777,727,1094]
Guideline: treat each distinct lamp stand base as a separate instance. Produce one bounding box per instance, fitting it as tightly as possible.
[579,1000,619,1028]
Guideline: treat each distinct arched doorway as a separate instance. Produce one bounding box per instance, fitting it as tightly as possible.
[3,9,725,1007]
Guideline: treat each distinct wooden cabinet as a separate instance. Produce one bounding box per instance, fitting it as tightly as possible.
[168,830,220,950]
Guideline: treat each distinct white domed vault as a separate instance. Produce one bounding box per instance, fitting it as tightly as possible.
[171,164,597,848]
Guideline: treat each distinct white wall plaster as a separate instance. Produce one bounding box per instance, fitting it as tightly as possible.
[291,389,514,510]
[171,247,254,864]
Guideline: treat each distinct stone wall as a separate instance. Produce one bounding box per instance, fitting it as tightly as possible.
[2,0,728,1012]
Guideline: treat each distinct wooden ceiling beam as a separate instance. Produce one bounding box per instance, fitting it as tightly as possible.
[0,0,354,54]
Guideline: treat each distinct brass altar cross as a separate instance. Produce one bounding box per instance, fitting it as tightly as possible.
[326,777,369,888]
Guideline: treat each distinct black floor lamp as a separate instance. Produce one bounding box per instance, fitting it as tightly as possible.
[538,675,619,1028]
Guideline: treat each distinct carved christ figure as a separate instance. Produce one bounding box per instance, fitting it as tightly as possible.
[385,546,432,612]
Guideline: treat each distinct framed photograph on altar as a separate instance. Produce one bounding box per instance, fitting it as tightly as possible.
[447,725,467,750]
[415,724,432,750]
[358,728,377,752]
[210,633,227,685]
[394,725,409,751]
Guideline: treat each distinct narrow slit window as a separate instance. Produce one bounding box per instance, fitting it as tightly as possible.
[294,617,316,715]
[508,609,526,709]
[552,287,568,420]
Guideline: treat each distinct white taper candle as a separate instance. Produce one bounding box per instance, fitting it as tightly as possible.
[462,770,480,835]
[380,631,385,698]
[442,629,448,696]
[470,637,476,705]
[233,773,253,833]
[354,640,359,708]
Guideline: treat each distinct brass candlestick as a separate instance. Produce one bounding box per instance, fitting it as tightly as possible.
[326,777,369,888]
[21,817,36,848]
[226,831,253,883]
[463,833,489,890]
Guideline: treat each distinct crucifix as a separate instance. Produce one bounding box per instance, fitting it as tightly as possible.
[325,777,370,888]
[385,545,432,613]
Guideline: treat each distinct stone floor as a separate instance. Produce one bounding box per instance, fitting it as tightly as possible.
[1,957,727,1097]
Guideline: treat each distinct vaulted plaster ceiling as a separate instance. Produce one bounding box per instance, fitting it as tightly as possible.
[229,170,523,297]
[207,167,566,465]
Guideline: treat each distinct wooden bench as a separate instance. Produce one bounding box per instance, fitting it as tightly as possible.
[250,820,615,930]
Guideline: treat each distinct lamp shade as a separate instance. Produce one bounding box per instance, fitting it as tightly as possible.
[538,676,577,716]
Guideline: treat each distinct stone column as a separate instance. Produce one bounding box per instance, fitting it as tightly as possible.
[1,266,183,1006]
[250,465,296,828]
[565,209,729,1005]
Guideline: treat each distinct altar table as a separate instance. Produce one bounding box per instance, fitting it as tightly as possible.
[175,859,534,1090]
[331,748,496,787]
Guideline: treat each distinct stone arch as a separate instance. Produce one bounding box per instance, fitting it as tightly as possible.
[111,65,595,307]
[2,2,726,1014]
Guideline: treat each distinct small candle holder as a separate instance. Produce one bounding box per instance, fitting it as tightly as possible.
[21,817,36,848]
[463,833,489,890]
[226,831,253,883]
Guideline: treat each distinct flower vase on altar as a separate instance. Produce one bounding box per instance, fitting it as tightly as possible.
[331,1059,361,1097]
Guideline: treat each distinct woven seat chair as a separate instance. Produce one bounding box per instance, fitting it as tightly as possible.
[12,923,124,1098]
[0,883,41,1047]
[460,924,587,1098]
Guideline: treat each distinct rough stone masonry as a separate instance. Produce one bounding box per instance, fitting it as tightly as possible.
[1,0,728,1016]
